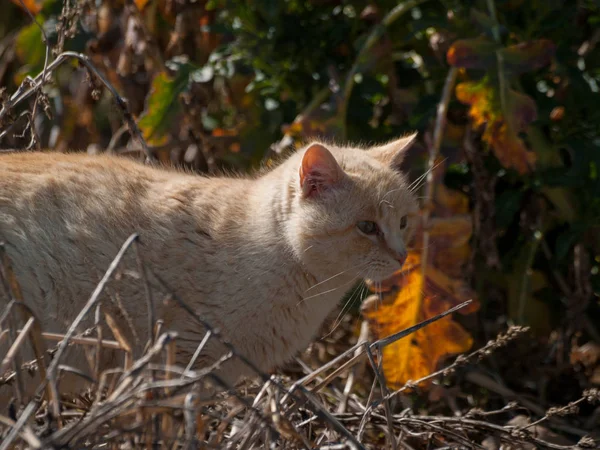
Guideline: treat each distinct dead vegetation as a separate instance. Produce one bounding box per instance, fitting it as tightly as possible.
[1,234,597,449]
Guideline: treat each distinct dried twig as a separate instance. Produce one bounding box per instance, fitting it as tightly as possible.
[0,51,154,162]
[418,67,458,305]
[46,233,140,424]
[0,248,587,450]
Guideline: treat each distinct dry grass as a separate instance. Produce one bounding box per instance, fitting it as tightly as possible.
[1,235,596,450]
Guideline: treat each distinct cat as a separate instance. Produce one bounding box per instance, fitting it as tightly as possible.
[0,134,418,401]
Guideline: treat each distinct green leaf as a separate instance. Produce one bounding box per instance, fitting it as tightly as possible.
[138,61,195,145]
[14,16,46,83]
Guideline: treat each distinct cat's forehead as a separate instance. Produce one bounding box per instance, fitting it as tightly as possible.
[326,145,417,213]
[371,174,417,216]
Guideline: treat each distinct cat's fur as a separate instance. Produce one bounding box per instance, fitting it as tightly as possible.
[0,135,417,398]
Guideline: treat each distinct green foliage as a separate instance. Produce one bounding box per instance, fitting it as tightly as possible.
[15,17,46,81]
[139,59,197,145]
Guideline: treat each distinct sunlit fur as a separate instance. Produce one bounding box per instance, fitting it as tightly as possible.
[284,138,419,284]
[0,135,417,401]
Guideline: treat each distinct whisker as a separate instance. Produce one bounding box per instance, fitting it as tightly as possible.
[323,279,366,338]
[410,179,428,195]
[408,173,429,192]
[378,158,446,206]
[305,262,368,292]
[411,158,446,189]
[323,267,375,338]
[409,178,429,196]
[403,159,446,198]
[379,186,406,205]
[406,171,431,194]
[298,275,361,305]
[409,158,447,194]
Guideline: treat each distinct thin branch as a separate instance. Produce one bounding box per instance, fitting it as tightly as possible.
[17,0,51,149]
[134,239,155,344]
[418,67,458,305]
[364,345,396,450]
[0,398,40,450]
[46,233,140,424]
[0,51,154,162]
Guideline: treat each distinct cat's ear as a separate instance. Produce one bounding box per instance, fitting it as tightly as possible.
[299,143,343,197]
[370,132,417,169]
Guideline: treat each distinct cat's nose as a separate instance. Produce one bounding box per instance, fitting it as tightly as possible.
[395,251,407,267]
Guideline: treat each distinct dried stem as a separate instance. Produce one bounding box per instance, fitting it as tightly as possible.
[0,51,153,162]
[418,67,458,304]
[46,233,140,424]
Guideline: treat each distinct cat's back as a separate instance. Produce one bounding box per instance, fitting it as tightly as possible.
[0,151,254,268]
[0,152,168,245]
[0,151,248,206]
[0,149,156,172]
[0,151,253,330]
[0,151,168,198]
[0,151,228,220]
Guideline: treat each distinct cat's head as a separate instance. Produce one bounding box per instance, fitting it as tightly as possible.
[288,134,419,283]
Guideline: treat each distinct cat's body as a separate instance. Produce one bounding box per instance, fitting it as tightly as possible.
[0,136,417,398]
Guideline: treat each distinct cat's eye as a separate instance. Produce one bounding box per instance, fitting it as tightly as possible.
[357,220,379,235]
[400,215,408,230]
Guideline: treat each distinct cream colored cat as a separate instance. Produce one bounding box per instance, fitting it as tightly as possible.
[0,135,418,398]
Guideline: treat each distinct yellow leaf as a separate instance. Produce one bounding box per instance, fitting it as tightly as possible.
[456,81,536,174]
[364,149,478,389]
[134,0,151,9]
[363,253,477,389]
[456,81,498,129]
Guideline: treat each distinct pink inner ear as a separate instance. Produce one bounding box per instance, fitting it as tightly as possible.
[299,144,341,197]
